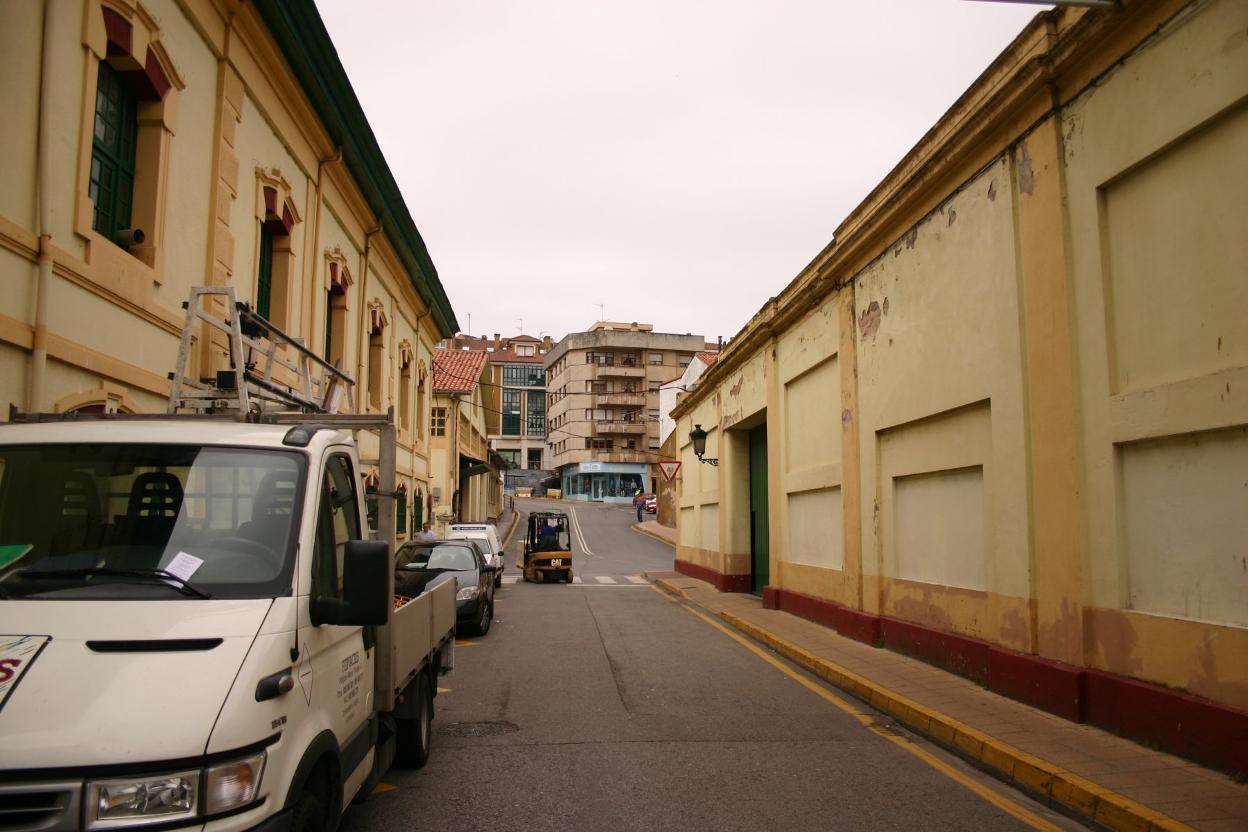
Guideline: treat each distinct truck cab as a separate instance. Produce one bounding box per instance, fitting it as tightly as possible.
[0,417,454,832]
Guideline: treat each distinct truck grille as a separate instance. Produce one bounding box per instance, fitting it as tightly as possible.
[0,783,80,832]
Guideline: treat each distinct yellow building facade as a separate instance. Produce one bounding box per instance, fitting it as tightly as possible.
[672,0,1247,774]
[0,0,458,542]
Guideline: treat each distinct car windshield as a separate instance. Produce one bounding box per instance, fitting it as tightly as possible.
[0,443,305,600]
[396,543,477,572]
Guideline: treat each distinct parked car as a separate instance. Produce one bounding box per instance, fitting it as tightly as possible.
[645,494,657,514]
[448,523,505,587]
[395,540,496,636]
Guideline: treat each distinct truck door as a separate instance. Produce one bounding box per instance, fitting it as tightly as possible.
[301,452,375,784]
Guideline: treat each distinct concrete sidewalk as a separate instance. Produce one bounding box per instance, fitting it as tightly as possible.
[648,572,1248,832]
[633,519,676,546]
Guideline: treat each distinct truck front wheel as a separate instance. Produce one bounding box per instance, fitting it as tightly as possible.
[290,790,327,832]
[395,674,433,769]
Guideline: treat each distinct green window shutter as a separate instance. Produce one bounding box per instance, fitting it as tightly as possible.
[89,61,138,243]
[257,224,274,319]
[396,489,407,534]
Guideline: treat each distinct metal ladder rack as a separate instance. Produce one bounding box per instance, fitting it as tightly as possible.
[168,286,355,418]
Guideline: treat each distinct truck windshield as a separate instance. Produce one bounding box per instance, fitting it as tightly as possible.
[0,443,305,600]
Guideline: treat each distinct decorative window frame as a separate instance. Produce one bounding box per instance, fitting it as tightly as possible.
[254,168,303,330]
[77,0,185,283]
[54,382,138,414]
[322,246,354,368]
[365,299,389,411]
[398,340,414,434]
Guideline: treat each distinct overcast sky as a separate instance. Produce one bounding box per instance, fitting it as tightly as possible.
[314,0,1043,345]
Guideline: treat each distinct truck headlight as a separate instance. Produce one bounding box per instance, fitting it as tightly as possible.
[456,586,480,600]
[87,772,198,828]
[205,751,266,813]
[84,750,266,829]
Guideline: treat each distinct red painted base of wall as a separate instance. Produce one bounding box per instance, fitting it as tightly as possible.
[674,559,751,593]
[766,587,1247,776]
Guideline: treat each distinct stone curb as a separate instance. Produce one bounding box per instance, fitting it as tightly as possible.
[653,578,1194,832]
[631,522,676,547]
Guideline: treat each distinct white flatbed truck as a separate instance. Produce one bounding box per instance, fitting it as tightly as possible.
[0,289,457,832]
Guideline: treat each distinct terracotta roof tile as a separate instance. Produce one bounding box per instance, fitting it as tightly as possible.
[433,349,488,393]
[696,351,720,366]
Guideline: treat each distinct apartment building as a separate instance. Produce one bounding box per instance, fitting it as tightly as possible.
[545,323,705,501]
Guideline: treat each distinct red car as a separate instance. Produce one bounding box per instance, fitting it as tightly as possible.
[644,494,657,514]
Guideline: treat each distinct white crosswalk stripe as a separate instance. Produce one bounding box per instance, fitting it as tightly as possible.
[626,575,648,584]
[594,575,616,584]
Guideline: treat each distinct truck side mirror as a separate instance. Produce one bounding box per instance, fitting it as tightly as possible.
[311,540,390,627]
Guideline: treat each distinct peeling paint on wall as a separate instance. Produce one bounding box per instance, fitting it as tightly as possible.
[882,297,890,315]
[842,409,852,431]
[1017,141,1035,194]
[858,301,882,340]
[987,179,998,201]
[904,227,919,249]
[947,208,957,226]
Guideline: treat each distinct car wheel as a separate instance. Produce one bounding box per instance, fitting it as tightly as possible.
[473,599,492,636]
[395,673,433,768]
[565,571,573,583]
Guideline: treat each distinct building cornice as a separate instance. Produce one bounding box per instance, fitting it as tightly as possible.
[672,0,1186,423]
[250,0,459,338]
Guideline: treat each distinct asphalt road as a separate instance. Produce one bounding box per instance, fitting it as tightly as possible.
[341,499,1083,832]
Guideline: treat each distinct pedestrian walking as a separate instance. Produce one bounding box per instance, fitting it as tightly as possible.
[633,489,644,523]
[418,522,435,540]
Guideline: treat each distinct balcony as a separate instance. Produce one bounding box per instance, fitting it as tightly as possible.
[594,420,647,436]
[591,364,645,379]
[596,392,645,407]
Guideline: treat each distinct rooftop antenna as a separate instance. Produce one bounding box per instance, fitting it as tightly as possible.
[517,317,524,334]
[466,313,471,336]
[596,303,605,321]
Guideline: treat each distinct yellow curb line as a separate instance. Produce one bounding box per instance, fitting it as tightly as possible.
[700,600,1193,832]
[654,578,1193,832]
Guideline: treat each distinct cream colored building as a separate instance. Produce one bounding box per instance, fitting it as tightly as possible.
[671,0,1247,774]
[1,0,457,543]
[546,322,704,500]
[429,349,503,532]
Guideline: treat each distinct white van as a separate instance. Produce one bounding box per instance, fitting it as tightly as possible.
[447,523,504,586]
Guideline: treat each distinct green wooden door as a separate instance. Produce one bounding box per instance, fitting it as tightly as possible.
[749,424,769,593]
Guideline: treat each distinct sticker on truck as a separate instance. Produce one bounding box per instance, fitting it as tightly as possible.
[0,635,51,712]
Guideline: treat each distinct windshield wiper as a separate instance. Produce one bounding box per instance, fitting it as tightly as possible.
[16,567,212,599]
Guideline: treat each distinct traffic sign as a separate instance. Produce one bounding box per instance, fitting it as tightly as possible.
[657,460,682,482]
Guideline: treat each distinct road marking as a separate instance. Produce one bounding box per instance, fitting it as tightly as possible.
[653,587,1063,832]
[502,576,521,585]
[569,507,596,556]
[594,575,617,584]
[573,576,583,584]
[437,687,452,694]
[626,575,648,584]
[372,783,398,795]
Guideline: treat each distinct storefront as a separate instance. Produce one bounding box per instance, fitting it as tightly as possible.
[560,461,648,503]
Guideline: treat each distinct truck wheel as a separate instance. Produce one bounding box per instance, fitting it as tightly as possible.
[473,600,492,636]
[565,571,573,583]
[290,790,327,832]
[395,674,433,769]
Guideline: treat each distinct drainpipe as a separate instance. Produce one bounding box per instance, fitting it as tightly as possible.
[356,225,382,398]
[311,147,341,342]
[27,0,57,413]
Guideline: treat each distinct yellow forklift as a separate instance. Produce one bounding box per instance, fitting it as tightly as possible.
[523,511,573,583]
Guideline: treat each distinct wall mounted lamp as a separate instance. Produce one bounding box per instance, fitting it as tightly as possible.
[689,423,718,466]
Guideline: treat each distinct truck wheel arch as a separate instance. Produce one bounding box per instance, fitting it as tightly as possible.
[283,731,343,822]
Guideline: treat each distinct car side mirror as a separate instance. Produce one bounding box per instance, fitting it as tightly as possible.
[311,540,390,627]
